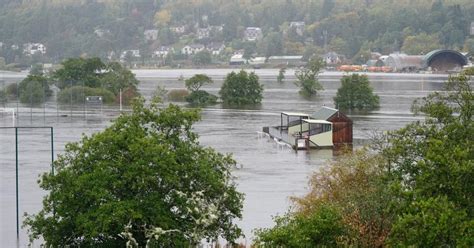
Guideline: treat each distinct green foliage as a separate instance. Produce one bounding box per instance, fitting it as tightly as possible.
[24,99,244,247]
[401,33,442,55]
[152,85,168,102]
[18,74,51,105]
[185,90,218,106]
[388,196,474,247]
[334,74,380,110]
[0,89,6,103]
[100,62,139,95]
[277,68,285,83]
[192,50,212,66]
[294,57,324,98]
[56,86,115,105]
[5,83,18,98]
[219,70,263,106]
[185,74,213,92]
[254,205,346,247]
[53,57,105,89]
[167,89,190,102]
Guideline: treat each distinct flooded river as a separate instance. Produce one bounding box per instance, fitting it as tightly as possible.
[0,69,448,246]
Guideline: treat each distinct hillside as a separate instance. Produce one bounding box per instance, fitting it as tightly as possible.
[0,0,473,67]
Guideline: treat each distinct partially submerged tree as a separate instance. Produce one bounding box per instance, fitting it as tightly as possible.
[25,98,244,247]
[334,74,380,110]
[294,57,324,98]
[184,74,217,106]
[18,74,52,105]
[277,68,285,83]
[219,70,263,106]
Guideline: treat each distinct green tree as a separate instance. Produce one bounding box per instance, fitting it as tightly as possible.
[18,74,51,105]
[192,50,212,66]
[100,61,139,96]
[219,70,263,106]
[185,74,213,92]
[277,68,285,83]
[184,74,217,106]
[24,99,244,247]
[388,196,474,247]
[401,33,442,55]
[52,57,105,89]
[294,57,324,98]
[334,74,379,110]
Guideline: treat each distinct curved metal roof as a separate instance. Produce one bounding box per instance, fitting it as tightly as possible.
[422,49,468,68]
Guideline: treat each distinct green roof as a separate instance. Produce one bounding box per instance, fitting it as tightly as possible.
[312,106,338,120]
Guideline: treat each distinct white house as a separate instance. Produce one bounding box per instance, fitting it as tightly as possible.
[229,54,246,65]
[153,46,174,58]
[181,44,205,55]
[171,26,186,34]
[196,28,210,39]
[244,27,263,41]
[120,50,141,62]
[23,43,46,55]
[206,43,225,55]
[144,29,159,41]
[289,22,305,36]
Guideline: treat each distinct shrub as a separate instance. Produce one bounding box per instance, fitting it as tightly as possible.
[57,86,115,105]
[185,90,217,106]
[6,83,18,97]
[167,89,189,102]
[0,89,6,103]
[115,87,139,106]
[219,70,263,106]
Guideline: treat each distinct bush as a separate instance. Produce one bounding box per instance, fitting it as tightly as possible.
[0,89,6,103]
[185,90,218,106]
[114,87,139,106]
[167,89,189,102]
[57,86,115,105]
[334,74,379,110]
[6,83,18,97]
[219,70,263,106]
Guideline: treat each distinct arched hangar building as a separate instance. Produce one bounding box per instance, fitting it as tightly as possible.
[422,49,468,72]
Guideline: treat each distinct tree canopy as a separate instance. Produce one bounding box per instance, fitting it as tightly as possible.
[25,98,244,247]
[219,70,263,106]
[334,74,380,110]
[294,57,324,98]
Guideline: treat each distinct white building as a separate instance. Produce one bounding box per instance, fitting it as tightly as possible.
[153,46,174,58]
[23,43,46,55]
[171,26,186,34]
[196,28,210,39]
[206,43,225,55]
[229,54,246,65]
[244,27,263,41]
[120,50,141,61]
[181,44,205,55]
[471,21,474,36]
[144,29,159,41]
[290,22,305,36]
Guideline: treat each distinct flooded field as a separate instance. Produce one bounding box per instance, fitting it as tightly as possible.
[0,69,447,246]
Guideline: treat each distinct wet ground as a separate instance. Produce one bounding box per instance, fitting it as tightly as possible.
[0,69,448,246]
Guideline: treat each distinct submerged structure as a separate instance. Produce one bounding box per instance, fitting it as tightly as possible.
[263,107,352,150]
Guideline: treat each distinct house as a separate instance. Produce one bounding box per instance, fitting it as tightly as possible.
[11,44,19,50]
[153,46,174,58]
[323,52,344,65]
[23,43,46,55]
[244,27,263,41]
[210,25,224,33]
[144,29,159,41]
[120,50,141,62]
[181,44,205,55]
[289,22,305,36]
[248,57,266,68]
[94,28,110,38]
[267,56,304,66]
[171,26,186,34]
[206,43,225,55]
[196,28,210,39]
[229,54,246,65]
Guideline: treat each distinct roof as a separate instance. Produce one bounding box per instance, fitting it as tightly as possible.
[312,106,338,120]
[422,49,468,68]
[303,119,332,124]
[268,56,303,60]
[282,112,310,117]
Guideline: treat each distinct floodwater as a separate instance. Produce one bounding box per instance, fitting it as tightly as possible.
[0,69,448,247]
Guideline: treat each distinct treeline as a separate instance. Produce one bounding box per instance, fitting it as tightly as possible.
[0,0,473,66]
